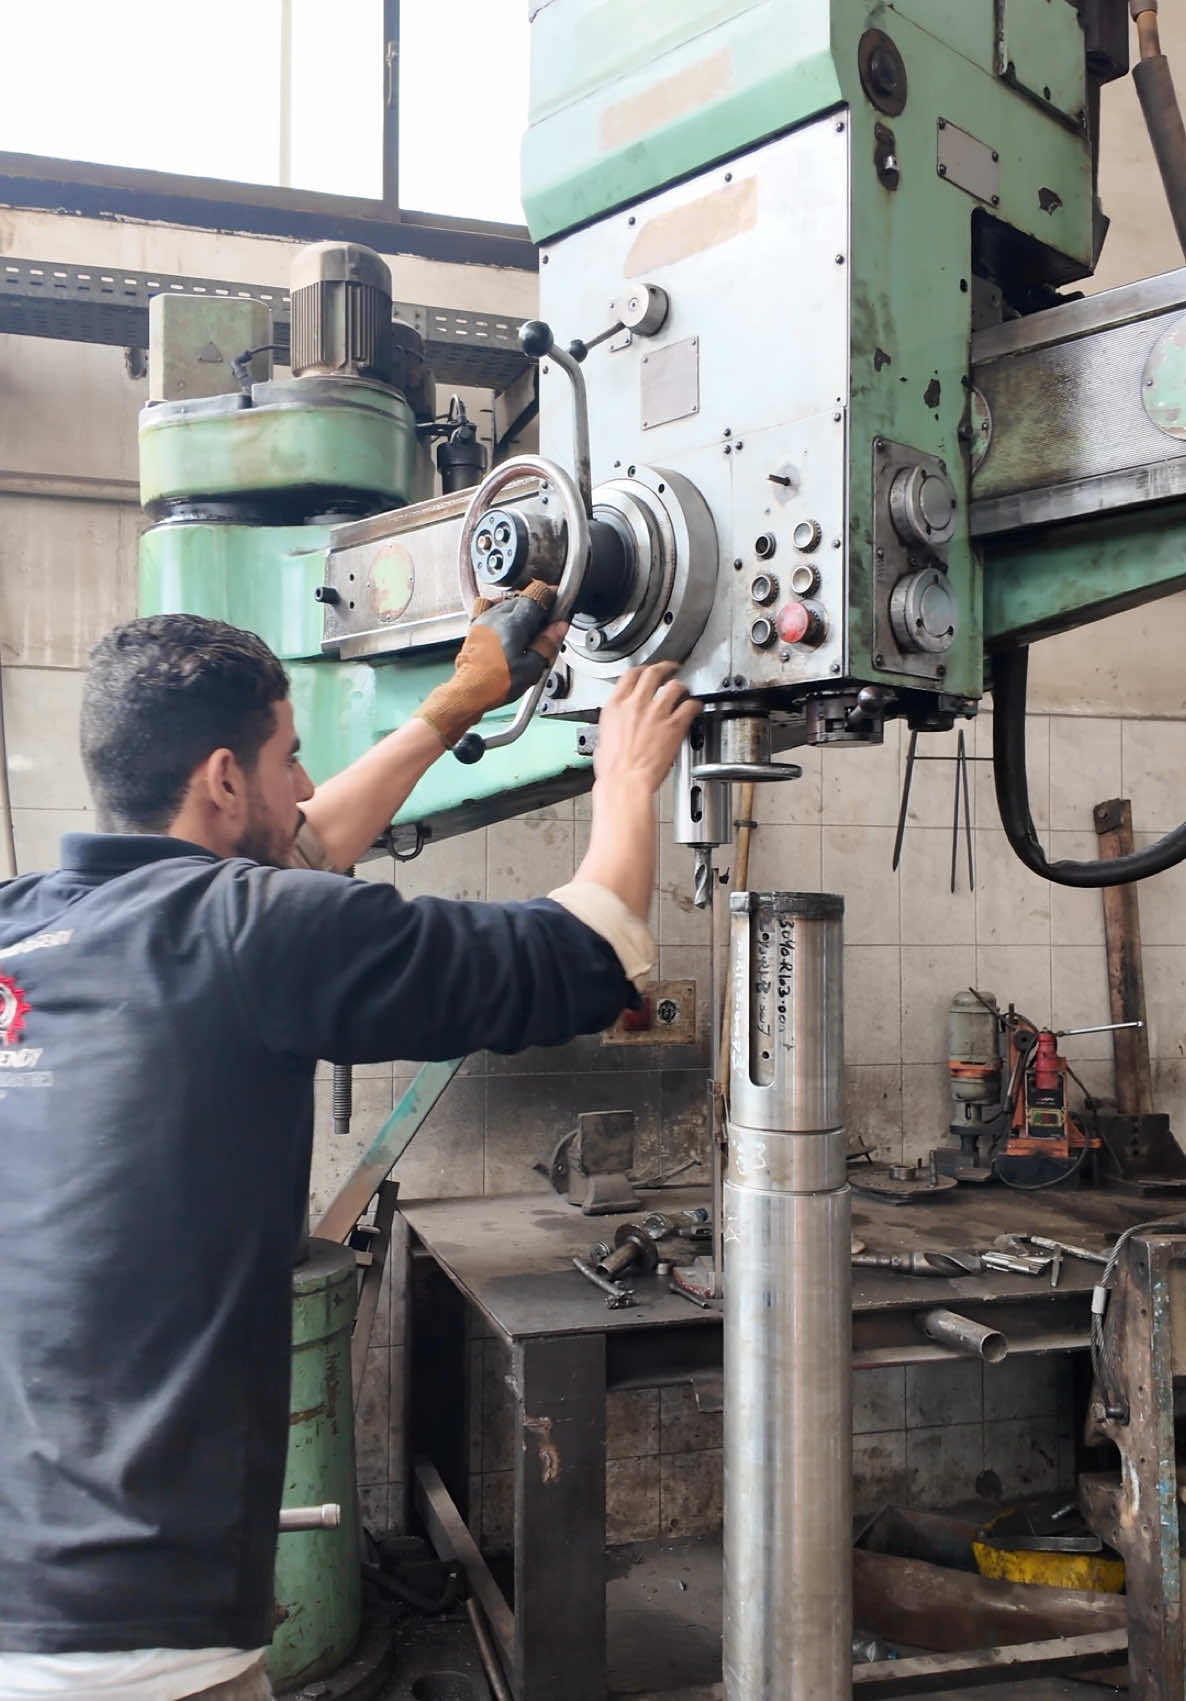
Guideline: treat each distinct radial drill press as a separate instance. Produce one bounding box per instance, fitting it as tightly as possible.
[139,5,1186,1698]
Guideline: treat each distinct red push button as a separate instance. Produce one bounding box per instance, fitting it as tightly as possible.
[775,600,825,646]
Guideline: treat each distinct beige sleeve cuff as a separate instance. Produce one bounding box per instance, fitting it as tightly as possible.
[289,817,337,873]
[548,880,655,990]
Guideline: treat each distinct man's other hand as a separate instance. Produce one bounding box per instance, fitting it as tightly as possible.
[594,663,703,794]
[416,584,567,748]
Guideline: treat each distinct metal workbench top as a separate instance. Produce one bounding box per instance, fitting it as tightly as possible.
[400,1184,1169,1346]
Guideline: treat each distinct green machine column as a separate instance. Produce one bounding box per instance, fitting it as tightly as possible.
[270,1240,362,1692]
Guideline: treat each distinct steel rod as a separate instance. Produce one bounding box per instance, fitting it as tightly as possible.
[278,1503,341,1531]
[917,1308,1008,1362]
[724,891,850,1700]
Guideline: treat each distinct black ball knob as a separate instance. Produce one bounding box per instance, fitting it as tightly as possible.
[519,320,554,360]
[452,732,487,765]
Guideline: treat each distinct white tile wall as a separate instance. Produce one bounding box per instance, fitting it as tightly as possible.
[1049,831,1109,948]
[0,496,143,670]
[4,667,90,811]
[898,828,976,945]
[820,720,903,827]
[1135,832,1186,946]
[823,826,900,944]
[12,807,93,872]
[1050,716,1123,831]
[1123,719,1186,832]
[900,945,976,1064]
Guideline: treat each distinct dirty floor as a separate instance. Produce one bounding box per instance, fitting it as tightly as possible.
[374,1533,1125,1699]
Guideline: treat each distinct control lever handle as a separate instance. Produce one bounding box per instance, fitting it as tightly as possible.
[519,320,592,510]
[452,317,600,764]
[453,450,591,765]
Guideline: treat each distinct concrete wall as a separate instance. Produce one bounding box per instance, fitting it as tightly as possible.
[4,14,1186,1546]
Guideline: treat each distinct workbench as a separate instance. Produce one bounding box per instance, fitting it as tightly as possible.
[401,1184,1164,1701]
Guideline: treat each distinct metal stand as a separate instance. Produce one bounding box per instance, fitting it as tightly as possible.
[723,892,851,1700]
[1081,1225,1186,1699]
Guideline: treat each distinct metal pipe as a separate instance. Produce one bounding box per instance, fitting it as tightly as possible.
[1132,4,1186,263]
[467,1596,513,1701]
[724,891,851,1701]
[917,1308,1009,1363]
[279,1502,342,1531]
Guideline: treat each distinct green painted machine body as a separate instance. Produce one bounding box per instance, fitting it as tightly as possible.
[522,0,1091,256]
[140,383,424,515]
[269,1240,362,1692]
[528,0,1096,709]
[140,1,1110,826]
[140,521,591,827]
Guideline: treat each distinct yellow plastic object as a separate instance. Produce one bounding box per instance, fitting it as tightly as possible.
[972,1538,1125,1594]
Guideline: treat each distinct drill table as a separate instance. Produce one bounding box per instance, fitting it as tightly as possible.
[399,1185,1159,1701]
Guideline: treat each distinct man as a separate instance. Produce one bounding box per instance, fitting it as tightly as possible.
[0,593,699,1700]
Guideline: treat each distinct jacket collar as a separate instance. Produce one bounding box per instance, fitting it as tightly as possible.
[59,832,220,878]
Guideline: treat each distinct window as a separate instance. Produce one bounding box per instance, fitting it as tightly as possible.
[397,0,530,224]
[0,0,537,259]
[1,0,385,201]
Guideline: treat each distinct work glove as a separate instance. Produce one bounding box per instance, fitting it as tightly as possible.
[415,581,562,748]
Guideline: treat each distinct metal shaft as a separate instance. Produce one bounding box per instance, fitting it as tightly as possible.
[917,1308,1008,1362]
[278,1503,342,1531]
[724,892,851,1701]
[571,1256,634,1306]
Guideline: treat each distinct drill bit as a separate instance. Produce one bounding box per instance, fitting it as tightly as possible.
[692,846,713,910]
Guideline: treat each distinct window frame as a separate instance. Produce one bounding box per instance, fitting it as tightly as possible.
[0,0,537,271]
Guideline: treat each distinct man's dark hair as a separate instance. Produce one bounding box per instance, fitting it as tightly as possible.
[81,615,290,832]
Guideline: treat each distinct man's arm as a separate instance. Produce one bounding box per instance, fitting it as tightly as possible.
[299,717,445,873]
[229,666,702,1064]
[300,587,564,871]
[573,665,700,920]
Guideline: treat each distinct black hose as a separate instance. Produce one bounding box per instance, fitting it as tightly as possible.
[992,647,1186,886]
[361,1559,465,1616]
[993,1137,1090,1191]
[1132,3,1186,262]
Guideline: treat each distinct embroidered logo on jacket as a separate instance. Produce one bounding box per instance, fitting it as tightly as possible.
[0,970,30,1048]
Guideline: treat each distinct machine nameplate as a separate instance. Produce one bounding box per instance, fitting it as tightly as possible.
[937,118,1000,205]
[641,336,700,430]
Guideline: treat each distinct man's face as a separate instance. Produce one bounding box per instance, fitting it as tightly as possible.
[235,698,314,867]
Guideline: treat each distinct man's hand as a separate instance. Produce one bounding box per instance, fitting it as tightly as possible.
[572,664,703,923]
[416,584,567,749]
[593,663,703,793]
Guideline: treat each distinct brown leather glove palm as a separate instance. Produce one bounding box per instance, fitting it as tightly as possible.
[415,582,561,748]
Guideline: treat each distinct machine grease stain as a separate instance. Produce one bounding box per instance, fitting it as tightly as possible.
[523,1414,562,1483]
[873,347,892,371]
[924,377,942,409]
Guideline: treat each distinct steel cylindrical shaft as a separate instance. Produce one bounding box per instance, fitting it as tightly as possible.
[917,1308,1008,1363]
[723,892,851,1701]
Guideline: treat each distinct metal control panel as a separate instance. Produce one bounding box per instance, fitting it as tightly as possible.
[537,118,851,717]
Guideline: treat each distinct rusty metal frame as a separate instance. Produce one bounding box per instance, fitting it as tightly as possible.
[349,1180,399,1406]
[852,1628,1128,1694]
[1082,1229,1186,1699]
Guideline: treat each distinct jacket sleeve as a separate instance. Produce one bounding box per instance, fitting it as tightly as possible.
[218,863,635,1065]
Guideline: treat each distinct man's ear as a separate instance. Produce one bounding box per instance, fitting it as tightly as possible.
[198,746,247,826]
